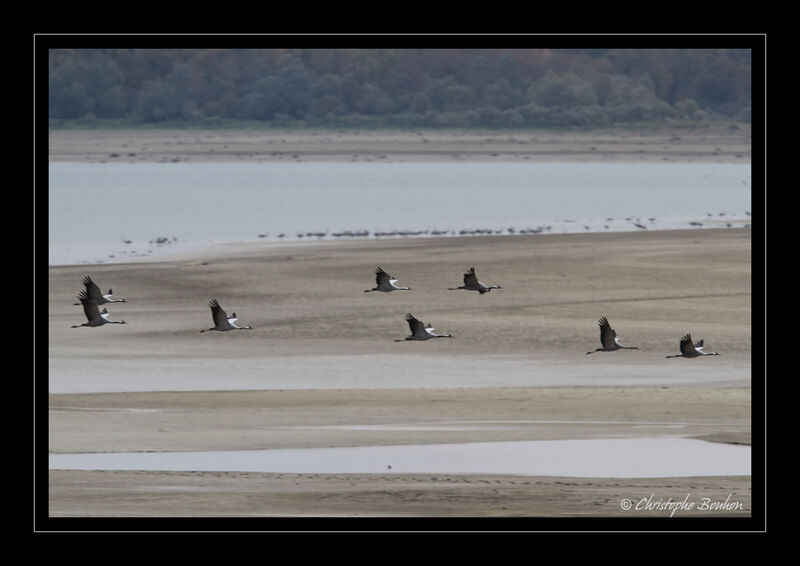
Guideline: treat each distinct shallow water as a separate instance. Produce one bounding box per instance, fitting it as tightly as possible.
[49,437,750,478]
[47,353,751,394]
[48,161,751,265]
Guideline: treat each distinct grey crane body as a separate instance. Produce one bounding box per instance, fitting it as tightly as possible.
[395,313,453,341]
[71,298,126,328]
[364,267,412,292]
[73,275,127,306]
[200,299,253,332]
[666,334,719,358]
[586,316,638,354]
[448,267,502,295]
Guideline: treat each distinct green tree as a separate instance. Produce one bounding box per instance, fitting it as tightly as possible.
[49,51,126,118]
[409,92,431,113]
[50,57,93,119]
[442,84,474,111]
[47,48,752,126]
[275,53,312,118]
[135,76,194,122]
[483,78,525,110]
[355,84,394,115]
[529,72,597,108]
[240,76,286,120]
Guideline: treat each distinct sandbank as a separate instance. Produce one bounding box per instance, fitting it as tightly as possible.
[46,227,754,521]
[47,124,751,164]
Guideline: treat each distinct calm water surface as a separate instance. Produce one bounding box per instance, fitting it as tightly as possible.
[49,437,751,478]
[48,161,751,265]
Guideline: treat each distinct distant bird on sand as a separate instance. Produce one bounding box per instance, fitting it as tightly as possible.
[395,313,453,341]
[364,267,412,292]
[586,316,638,354]
[71,298,126,328]
[200,299,253,332]
[665,334,720,358]
[73,275,126,305]
[448,267,502,295]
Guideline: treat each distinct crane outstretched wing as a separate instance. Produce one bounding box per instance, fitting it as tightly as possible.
[209,299,228,326]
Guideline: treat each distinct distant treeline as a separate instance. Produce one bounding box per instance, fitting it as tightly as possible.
[48,48,752,128]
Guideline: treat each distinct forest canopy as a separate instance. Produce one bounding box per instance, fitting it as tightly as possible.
[48,48,752,128]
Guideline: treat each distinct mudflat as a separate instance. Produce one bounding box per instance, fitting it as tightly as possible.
[47,124,751,164]
[47,226,753,521]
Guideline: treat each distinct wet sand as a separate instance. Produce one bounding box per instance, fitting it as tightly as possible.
[46,226,754,522]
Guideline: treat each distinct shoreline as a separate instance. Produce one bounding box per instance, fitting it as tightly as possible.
[48,124,752,164]
[47,125,752,268]
[48,222,752,268]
